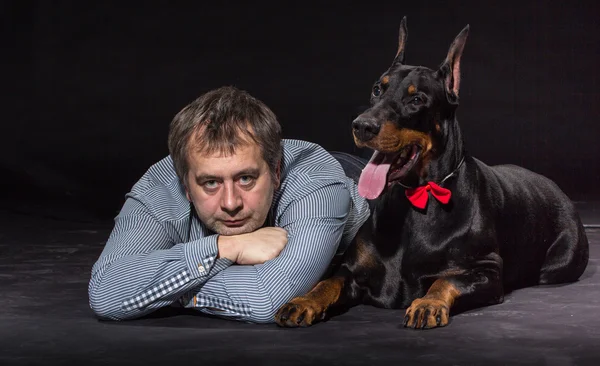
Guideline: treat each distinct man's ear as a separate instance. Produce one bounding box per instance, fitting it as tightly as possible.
[274,160,281,189]
[183,179,192,202]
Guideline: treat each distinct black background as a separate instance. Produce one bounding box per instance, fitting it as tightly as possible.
[2,0,599,222]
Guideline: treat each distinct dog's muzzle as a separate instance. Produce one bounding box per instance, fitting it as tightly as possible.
[352,116,380,142]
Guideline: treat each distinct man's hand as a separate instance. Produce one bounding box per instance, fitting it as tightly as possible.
[217,227,288,265]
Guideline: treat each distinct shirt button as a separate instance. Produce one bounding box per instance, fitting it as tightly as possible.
[198,265,206,273]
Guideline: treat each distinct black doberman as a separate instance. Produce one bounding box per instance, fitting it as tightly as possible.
[275,18,589,329]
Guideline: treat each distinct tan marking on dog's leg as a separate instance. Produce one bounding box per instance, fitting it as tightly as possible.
[405,279,461,329]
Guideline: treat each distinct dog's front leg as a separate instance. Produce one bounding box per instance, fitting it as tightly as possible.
[404,257,503,329]
[275,275,352,327]
[276,224,377,327]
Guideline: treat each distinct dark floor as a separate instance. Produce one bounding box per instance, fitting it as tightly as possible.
[1,203,599,366]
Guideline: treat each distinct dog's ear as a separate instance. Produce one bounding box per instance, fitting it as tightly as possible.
[392,16,408,65]
[437,25,469,104]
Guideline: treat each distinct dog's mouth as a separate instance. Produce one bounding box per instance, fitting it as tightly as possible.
[358,144,421,200]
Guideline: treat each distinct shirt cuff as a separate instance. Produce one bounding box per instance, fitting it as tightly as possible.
[183,235,234,278]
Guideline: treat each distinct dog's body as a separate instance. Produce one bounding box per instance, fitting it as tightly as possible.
[275,18,589,329]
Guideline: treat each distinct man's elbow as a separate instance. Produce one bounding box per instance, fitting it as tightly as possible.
[89,291,124,321]
[88,283,137,321]
[248,310,277,324]
[236,304,278,324]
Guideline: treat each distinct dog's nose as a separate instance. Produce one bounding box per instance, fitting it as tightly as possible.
[352,117,380,142]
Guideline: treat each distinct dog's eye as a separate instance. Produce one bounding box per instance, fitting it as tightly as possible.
[411,96,424,105]
[372,85,382,97]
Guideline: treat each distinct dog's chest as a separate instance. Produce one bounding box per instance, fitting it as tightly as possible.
[361,204,462,308]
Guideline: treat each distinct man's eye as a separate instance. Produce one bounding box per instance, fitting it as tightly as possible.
[203,180,218,189]
[239,176,255,186]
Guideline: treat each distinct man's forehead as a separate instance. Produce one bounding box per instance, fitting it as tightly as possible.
[192,140,250,158]
[188,141,265,175]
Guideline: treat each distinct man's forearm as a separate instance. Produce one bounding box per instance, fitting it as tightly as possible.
[216,235,240,262]
[184,182,352,323]
[89,237,232,320]
[186,221,346,323]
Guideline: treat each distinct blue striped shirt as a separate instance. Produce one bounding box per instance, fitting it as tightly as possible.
[88,139,370,323]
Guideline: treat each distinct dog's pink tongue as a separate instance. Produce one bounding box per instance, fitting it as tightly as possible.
[358,151,392,199]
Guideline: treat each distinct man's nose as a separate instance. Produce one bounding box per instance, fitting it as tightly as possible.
[221,182,243,214]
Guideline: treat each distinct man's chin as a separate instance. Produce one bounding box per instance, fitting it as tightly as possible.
[212,222,257,236]
[216,228,250,236]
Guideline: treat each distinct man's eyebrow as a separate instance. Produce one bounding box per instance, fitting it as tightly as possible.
[194,168,260,183]
[195,174,220,183]
[235,168,260,177]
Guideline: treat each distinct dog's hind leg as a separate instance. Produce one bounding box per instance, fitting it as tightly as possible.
[538,216,589,285]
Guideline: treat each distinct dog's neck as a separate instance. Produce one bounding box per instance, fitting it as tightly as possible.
[419,117,466,186]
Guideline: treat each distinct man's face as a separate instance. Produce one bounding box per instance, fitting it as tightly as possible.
[185,141,279,236]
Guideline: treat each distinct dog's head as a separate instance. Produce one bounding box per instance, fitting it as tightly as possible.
[354,17,469,200]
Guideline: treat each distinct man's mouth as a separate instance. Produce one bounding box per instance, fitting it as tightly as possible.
[222,218,248,227]
[357,144,422,200]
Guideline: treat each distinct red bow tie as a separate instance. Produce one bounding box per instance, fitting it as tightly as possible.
[405,181,452,209]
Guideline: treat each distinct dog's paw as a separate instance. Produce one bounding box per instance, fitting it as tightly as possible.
[275,297,324,328]
[403,297,450,329]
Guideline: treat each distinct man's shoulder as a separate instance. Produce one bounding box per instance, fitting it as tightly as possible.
[277,139,357,206]
[276,140,371,246]
[127,156,190,221]
[130,156,179,192]
[281,139,345,181]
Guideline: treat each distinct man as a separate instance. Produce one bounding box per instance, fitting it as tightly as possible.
[88,86,371,323]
